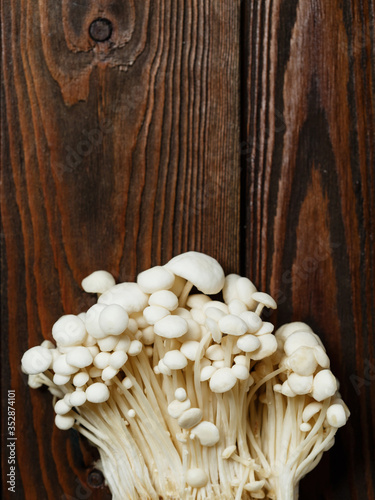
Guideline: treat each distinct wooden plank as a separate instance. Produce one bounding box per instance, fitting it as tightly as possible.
[1,1,240,498]
[242,0,375,498]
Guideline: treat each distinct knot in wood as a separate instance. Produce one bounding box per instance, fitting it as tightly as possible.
[89,18,113,42]
[87,469,104,487]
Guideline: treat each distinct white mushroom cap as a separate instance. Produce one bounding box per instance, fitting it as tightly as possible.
[300,423,312,432]
[200,365,217,381]
[165,251,225,294]
[101,366,119,381]
[302,402,323,422]
[81,270,116,294]
[236,334,261,353]
[222,274,241,304]
[234,355,248,366]
[41,340,55,349]
[163,350,188,370]
[312,370,338,401]
[253,322,274,336]
[314,345,330,368]
[275,322,313,343]
[70,390,87,407]
[203,301,229,314]
[284,331,319,356]
[236,277,258,309]
[149,290,178,311]
[205,318,222,343]
[228,299,247,316]
[209,367,237,393]
[250,334,277,360]
[98,304,129,336]
[244,480,266,493]
[128,340,143,356]
[231,364,249,380]
[94,352,111,369]
[280,380,297,397]
[143,305,170,325]
[287,346,318,376]
[87,345,99,357]
[53,354,79,376]
[115,335,131,352]
[239,311,263,333]
[86,382,110,403]
[205,307,226,322]
[177,408,203,429]
[52,315,87,347]
[218,315,248,336]
[53,374,71,386]
[168,399,191,418]
[21,346,53,375]
[190,308,206,326]
[154,315,188,339]
[122,377,133,389]
[251,292,277,313]
[205,345,224,361]
[187,294,212,309]
[109,351,128,369]
[98,283,148,314]
[287,373,313,395]
[66,346,93,369]
[326,404,349,428]
[97,336,119,352]
[180,341,201,361]
[191,421,220,447]
[54,399,72,415]
[137,266,175,293]
[73,372,90,387]
[89,366,102,378]
[28,374,43,389]
[85,304,106,339]
[186,468,208,488]
[175,388,187,401]
[55,414,75,430]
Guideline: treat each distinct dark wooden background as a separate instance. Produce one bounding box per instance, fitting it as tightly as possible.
[1,1,374,499]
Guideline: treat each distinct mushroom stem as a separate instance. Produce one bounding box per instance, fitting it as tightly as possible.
[178,281,194,308]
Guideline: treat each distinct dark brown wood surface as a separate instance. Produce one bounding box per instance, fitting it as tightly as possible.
[1,1,374,499]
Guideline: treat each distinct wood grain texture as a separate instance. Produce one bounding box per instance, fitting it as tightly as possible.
[242,0,375,498]
[1,1,240,498]
[1,0,374,499]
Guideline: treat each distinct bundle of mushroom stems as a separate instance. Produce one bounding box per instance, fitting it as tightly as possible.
[22,252,349,500]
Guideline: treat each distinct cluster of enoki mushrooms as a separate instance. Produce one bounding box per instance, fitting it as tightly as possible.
[22,252,349,500]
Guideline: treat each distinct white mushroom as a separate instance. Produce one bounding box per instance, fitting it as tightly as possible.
[143,305,170,325]
[137,266,175,293]
[163,350,188,370]
[251,292,277,316]
[149,290,179,311]
[165,252,225,295]
[154,316,188,339]
[52,315,87,347]
[81,270,116,294]
[312,370,338,401]
[98,283,148,314]
[218,315,248,336]
[86,383,110,403]
[21,346,53,375]
[209,367,237,393]
[99,304,129,336]
[191,421,220,447]
[66,346,93,369]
